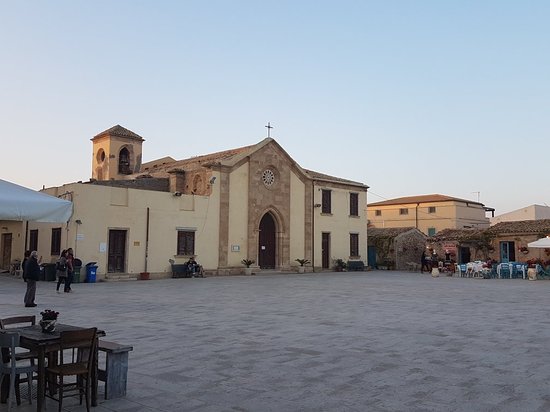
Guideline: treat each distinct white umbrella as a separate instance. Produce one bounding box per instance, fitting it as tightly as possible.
[527,237,550,248]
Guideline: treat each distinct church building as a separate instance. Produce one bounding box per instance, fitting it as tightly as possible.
[27,125,368,279]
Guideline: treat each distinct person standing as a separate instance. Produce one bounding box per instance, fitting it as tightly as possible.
[65,247,74,292]
[24,251,40,307]
[55,250,68,293]
[421,250,430,273]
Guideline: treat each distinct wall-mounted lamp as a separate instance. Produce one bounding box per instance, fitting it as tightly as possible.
[314,203,322,208]
[209,176,216,185]
[173,191,182,197]
[75,219,82,225]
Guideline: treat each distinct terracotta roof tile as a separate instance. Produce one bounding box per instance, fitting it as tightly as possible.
[93,125,144,141]
[368,194,483,207]
[486,219,550,235]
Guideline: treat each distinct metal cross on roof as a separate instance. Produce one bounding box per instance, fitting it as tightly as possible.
[265,122,273,138]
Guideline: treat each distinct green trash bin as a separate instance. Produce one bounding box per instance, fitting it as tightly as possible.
[73,266,82,283]
[42,263,57,281]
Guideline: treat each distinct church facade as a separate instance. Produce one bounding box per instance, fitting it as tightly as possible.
[25,125,368,279]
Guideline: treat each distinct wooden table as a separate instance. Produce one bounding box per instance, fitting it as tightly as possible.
[7,324,105,412]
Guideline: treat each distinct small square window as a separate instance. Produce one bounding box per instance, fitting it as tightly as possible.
[375,210,381,216]
[399,208,408,215]
[428,206,436,213]
[428,228,436,236]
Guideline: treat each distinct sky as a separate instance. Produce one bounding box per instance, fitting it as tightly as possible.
[1,1,548,215]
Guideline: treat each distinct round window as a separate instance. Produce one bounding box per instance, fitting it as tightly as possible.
[262,169,275,187]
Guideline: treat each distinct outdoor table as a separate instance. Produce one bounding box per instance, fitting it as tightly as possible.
[4,323,105,412]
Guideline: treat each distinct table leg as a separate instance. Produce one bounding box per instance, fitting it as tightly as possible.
[92,338,99,406]
[37,347,45,412]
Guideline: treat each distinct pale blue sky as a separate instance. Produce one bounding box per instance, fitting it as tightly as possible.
[1,1,548,215]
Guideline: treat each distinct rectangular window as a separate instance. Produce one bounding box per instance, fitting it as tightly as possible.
[399,208,408,215]
[349,193,358,216]
[428,228,436,236]
[177,231,195,255]
[29,230,38,252]
[322,190,331,214]
[350,233,359,257]
[375,210,381,216]
[51,228,62,255]
[428,206,436,213]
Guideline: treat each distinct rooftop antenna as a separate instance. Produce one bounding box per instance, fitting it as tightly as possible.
[265,122,273,138]
[472,191,480,202]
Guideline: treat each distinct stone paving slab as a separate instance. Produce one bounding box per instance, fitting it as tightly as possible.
[1,271,550,411]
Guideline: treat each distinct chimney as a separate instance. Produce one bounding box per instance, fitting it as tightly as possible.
[168,170,185,193]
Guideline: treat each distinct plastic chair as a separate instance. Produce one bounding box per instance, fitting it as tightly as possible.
[536,264,550,279]
[45,327,97,412]
[0,331,38,411]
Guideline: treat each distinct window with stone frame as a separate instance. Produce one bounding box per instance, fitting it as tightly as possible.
[399,208,408,215]
[177,230,195,255]
[375,210,382,216]
[350,193,359,216]
[322,189,332,214]
[51,228,62,256]
[350,233,359,257]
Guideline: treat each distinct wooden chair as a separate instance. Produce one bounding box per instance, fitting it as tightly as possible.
[0,316,38,365]
[0,331,38,411]
[45,327,97,412]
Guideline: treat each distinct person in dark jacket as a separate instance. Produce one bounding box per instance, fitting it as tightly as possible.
[24,250,41,307]
[21,250,31,281]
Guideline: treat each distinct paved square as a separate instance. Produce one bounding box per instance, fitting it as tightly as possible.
[2,271,550,411]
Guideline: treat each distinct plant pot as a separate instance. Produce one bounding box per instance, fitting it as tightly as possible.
[140,272,150,280]
[243,267,252,275]
[40,319,56,333]
[297,266,305,273]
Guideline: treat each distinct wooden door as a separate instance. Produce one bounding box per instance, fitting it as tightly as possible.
[108,230,126,273]
[259,213,276,269]
[322,232,330,269]
[1,233,12,270]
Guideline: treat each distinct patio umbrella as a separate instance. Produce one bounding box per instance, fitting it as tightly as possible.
[527,236,550,248]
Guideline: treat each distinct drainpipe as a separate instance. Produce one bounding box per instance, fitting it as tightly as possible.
[312,180,315,272]
[415,203,419,229]
[145,207,150,272]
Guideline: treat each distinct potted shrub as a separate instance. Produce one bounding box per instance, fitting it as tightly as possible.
[295,258,310,273]
[241,258,255,275]
[333,258,346,272]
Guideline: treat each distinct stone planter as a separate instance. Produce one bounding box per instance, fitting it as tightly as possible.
[297,266,305,274]
[243,268,252,276]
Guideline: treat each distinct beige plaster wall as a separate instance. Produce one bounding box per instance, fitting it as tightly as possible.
[313,184,367,267]
[0,221,26,268]
[35,182,219,279]
[368,201,489,234]
[226,163,250,266]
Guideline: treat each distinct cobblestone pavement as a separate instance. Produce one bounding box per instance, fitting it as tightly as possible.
[2,271,550,412]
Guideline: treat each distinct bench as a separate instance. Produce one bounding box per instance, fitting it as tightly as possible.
[346,260,365,271]
[171,263,204,278]
[98,340,133,399]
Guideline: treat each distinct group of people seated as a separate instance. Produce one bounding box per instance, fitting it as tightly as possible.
[185,257,204,277]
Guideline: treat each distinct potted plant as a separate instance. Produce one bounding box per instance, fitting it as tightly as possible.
[295,258,310,273]
[333,258,347,272]
[40,309,59,333]
[241,258,255,275]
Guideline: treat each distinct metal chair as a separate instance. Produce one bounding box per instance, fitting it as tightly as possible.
[45,327,97,412]
[0,331,38,411]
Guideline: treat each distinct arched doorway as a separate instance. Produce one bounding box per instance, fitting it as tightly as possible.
[259,213,276,269]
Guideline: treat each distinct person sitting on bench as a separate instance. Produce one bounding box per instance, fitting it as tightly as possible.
[186,257,203,277]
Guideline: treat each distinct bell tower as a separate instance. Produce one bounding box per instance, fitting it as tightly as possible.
[91,125,145,180]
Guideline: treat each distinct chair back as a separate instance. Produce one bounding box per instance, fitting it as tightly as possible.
[0,316,36,329]
[58,328,97,370]
[0,331,19,370]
